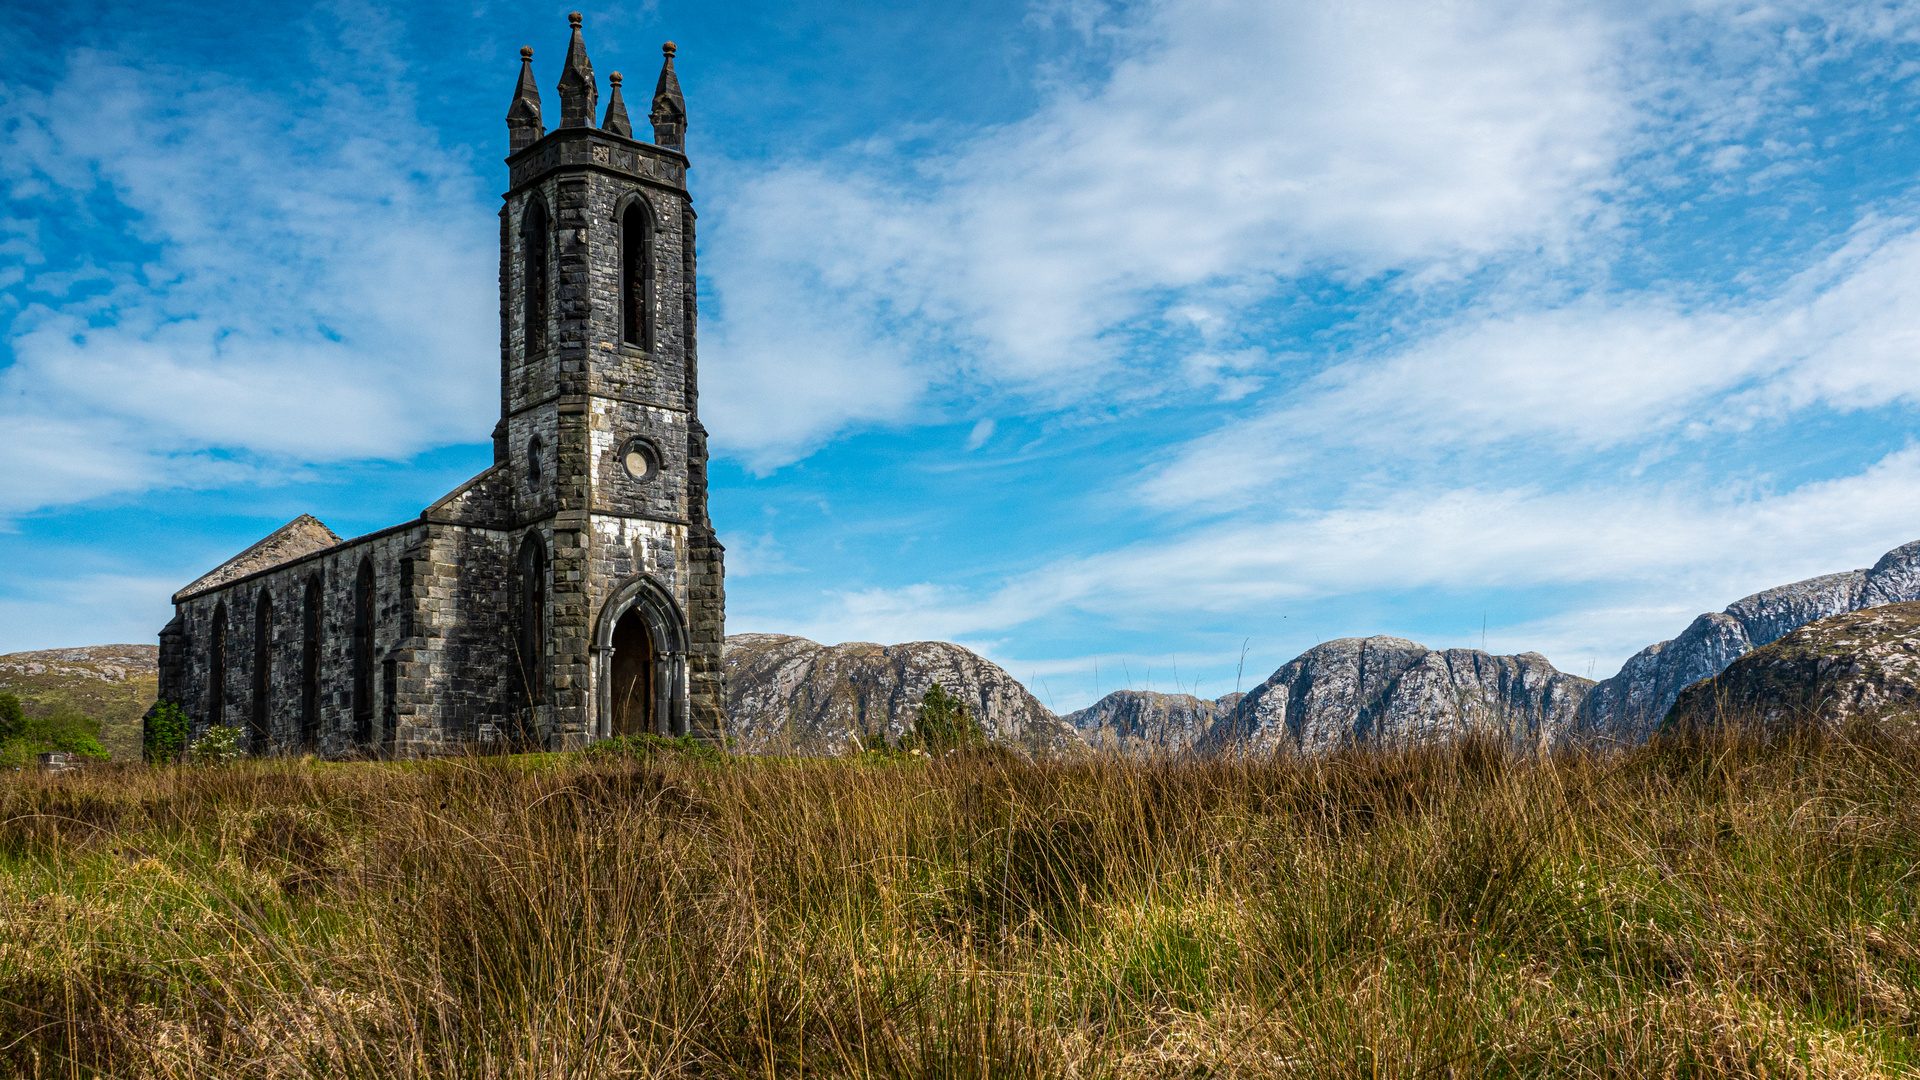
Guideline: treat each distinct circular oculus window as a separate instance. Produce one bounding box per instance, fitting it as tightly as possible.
[622,440,658,482]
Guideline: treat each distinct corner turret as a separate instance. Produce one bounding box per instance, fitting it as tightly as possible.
[557,12,599,129]
[505,46,543,153]
[650,43,686,150]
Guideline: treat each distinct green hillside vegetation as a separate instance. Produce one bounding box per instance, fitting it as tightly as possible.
[0,646,156,761]
[3,721,1917,1078]
[0,692,109,768]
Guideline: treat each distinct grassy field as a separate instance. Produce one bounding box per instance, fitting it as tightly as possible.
[2,730,1916,1078]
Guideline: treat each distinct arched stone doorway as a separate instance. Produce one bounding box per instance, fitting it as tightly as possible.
[592,575,689,739]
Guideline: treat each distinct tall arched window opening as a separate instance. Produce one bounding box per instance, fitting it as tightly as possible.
[522,200,550,358]
[301,575,322,753]
[209,603,228,730]
[352,560,376,751]
[251,589,272,752]
[527,435,544,485]
[517,536,547,739]
[621,201,652,349]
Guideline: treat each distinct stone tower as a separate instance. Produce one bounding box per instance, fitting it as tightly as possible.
[497,16,726,745]
[153,16,724,757]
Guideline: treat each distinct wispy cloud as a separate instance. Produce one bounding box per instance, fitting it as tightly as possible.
[0,34,495,517]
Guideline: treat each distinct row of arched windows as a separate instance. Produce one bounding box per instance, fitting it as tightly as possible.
[519,195,656,359]
[205,560,381,755]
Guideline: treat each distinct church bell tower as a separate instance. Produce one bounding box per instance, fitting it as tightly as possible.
[498,15,725,745]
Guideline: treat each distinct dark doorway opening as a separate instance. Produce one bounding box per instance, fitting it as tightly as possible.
[301,575,322,753]
[610,607,656,737]
[250,589,271,752]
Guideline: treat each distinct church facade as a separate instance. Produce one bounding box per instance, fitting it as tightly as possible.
[155,16,726,756]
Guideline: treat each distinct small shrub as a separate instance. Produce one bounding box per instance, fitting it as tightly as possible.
[143,701,191,764]
[911,682,988,754]
[189,724,244,765]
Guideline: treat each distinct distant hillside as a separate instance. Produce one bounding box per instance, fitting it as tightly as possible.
[723,634,1088,758]
[1577,538,1920,743]
[1202,637,1592,755]
[1063,690,1242,756]
[0,645,157,761]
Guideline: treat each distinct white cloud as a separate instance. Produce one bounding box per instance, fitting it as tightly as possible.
[0,46,496,516]
[1145,215,1920,511]
[703,0,1632,466]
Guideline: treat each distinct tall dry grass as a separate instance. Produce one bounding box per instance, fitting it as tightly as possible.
[1,727,1916,1078]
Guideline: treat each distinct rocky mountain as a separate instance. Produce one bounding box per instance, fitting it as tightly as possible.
[1063,690,1242,755]
[1578,539,1920,744]
[1666,601,1920,735]
[722,634,1088,758]
[0,645,158,761]
[1199,637,1593,755]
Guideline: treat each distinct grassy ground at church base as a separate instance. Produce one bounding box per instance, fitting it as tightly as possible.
[2,727,1917,1079]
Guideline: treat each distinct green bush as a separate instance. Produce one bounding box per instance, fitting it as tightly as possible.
[0,695,109,766]
[143,702,190,764]
[912,682,988,753]
[584,732,725,764]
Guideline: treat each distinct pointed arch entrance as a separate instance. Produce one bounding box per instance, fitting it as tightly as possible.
[592,575,689,739]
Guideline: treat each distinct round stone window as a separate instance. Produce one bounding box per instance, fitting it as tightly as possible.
[622,439,658,482]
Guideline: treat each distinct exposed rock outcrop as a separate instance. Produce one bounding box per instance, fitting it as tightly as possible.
[723,634,1087,758]
[1063,690,1241,755]
[1579,539,1920,743]
[1666,601,1920,734]
[1199,637,1592,755]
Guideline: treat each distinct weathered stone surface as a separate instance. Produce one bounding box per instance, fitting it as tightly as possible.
[1578,539,1920,743]
[175,516,342,601]
[1063,690,1238,756]
[1200,637,1592,755]
[1666,601,1920,733]
[723,634,1087,758]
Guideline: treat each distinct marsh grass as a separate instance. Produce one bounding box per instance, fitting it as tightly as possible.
[2,725,1917,1078]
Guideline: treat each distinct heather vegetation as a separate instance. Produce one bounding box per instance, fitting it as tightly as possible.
[2,723,1916,1078]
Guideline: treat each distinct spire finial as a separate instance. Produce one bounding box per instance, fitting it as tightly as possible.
[506,45,544,153]
[557,12,598,129]
[603,71,633,138]
[650,41,687,151]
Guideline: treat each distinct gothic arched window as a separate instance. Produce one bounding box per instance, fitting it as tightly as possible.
[251,589,272,752]
[527,435,544,484]
[621,200,652,349]
[517,536,547,716]
[301,574,322,752]
[522,199,551,358]
[352,560,376,751]
[209,602,227,730]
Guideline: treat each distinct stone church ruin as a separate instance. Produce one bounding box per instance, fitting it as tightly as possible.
[156,16,726,757]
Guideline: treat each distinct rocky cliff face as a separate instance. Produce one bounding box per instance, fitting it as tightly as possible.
[1666,601,1920,734]
[1578,539,1920,743]
[723,634,1088,758]
[1199,637,1593,755]
[1063,690,1241,755]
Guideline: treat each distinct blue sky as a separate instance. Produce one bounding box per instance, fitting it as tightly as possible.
[8,0,1920,711]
